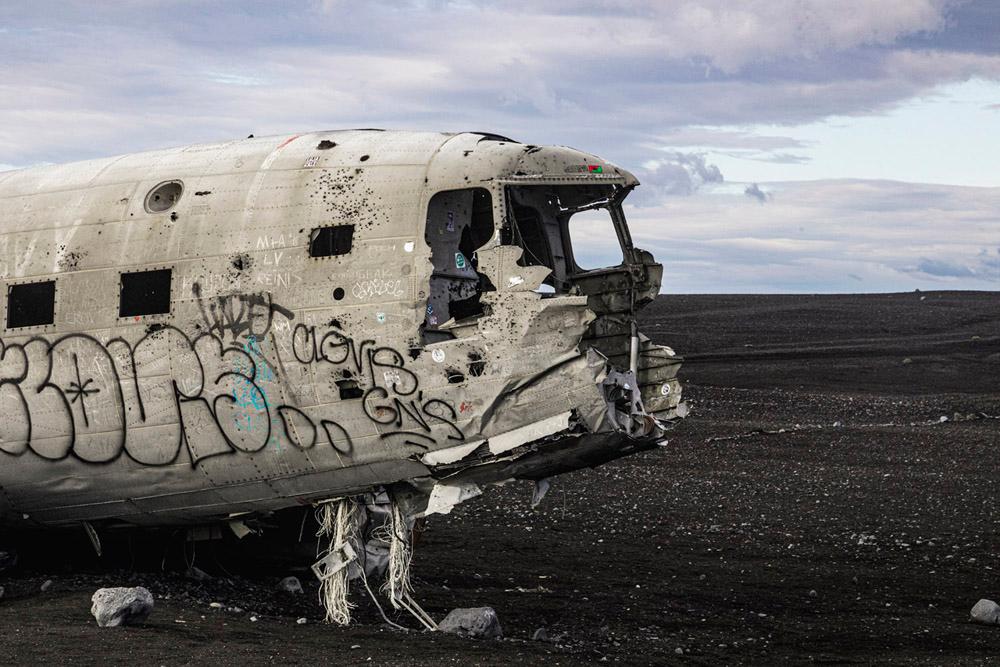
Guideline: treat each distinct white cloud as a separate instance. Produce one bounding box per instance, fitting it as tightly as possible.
[614,179,1000,292]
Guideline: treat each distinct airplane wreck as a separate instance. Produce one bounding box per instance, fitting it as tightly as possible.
[0,130,686,626]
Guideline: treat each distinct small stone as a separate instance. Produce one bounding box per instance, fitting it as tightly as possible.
[250,615,259,622]
[209,602,223,609]
[808,589,818,598]
[276,576,303,595]
[185,566,212,581]
[0,585,5,599]
[902,357,912,365]
[971,599,1000,625]
[91,587,154,628]
[296,617,308,625]
[40,579,53,592]
[532,627,548,642]
[438,607,503,639]
[675,648,684,655]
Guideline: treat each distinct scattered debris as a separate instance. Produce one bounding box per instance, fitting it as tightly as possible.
[971,599,1000,625]
[438,607,503,639]
[276,576,303,595]
[530,479,552,510]
[91,587,154,627]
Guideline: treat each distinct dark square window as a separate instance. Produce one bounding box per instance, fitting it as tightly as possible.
[309,224,354,257]
[6,281,56,329]
[120,269,172,317]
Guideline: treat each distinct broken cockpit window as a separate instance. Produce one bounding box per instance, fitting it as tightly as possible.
[503,184,631,293]
[423,188,494,337]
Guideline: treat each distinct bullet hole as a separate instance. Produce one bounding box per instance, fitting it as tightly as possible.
[408,346,422,361]
[468,352,486,377]
[170,211,178,221]
[144,180,183,213]
[329,319,343,329]
[231,254,251,271]
[58,250,84,272]
[194,190,212,196]
[446,369,465,384]
[317,140,337,150]
[359,155,370,162]
[333,287,345,301]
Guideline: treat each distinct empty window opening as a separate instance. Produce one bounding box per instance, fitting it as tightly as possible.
[120,269,172,317]
[144,181,184,213]
[423,188,494,337]
[336,379,363,400]
[6,281,55,329]
[503,184,630,292]
[567,208,625,271]
[310,224,354,258]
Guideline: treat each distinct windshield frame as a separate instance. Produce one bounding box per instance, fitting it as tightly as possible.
[503,183,637,289]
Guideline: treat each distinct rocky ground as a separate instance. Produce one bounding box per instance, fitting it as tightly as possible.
[1,291,998,665]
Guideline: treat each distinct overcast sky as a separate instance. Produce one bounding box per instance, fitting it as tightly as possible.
[1,1,998,293]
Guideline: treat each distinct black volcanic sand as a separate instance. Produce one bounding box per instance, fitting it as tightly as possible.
[2,291,998,665]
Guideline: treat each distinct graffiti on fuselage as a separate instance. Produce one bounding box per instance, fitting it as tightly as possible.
[193,283,294,341]
[0,296,464,468]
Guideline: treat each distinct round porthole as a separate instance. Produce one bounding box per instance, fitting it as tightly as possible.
[144,181,184,213]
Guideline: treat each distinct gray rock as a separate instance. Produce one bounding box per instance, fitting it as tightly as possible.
[185,566,212,581]
[971,599,1000,625]
[91,586,154,628]
[438,607,503,639]
[276,576,303,594]
[40,579,53,592]
[531,627,548,642]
